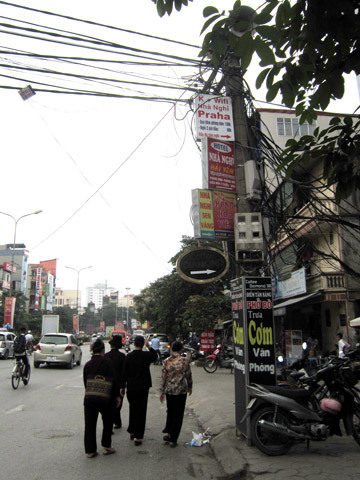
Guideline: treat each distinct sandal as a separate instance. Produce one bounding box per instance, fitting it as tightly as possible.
[102,447,116,455]
[87,452,98,458]
[134,439,142,446]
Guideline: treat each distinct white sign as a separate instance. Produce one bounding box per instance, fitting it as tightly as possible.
[275,268,306,300]
[195,94,234,141]
[131,318,137,328]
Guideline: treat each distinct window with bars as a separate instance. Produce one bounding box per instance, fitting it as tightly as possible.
[276,117,317,137]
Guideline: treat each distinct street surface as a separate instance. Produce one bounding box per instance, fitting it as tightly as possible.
[0,345,224,480]
[2,346,360,480]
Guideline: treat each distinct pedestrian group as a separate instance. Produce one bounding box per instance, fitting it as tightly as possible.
[83,335,192,457]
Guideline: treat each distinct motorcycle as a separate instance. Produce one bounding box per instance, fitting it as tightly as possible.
[242,346,360,456]
[203,344,234,373]
[183,344,204,362]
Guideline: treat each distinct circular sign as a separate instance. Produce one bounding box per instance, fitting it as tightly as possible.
[176,247,229,284]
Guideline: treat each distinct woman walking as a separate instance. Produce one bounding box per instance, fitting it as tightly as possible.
[160,341,192,447]
[121,336,157,446]
[83,338,121,458]
[105,335,125,429]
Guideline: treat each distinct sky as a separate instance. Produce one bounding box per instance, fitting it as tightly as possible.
[0,0,359,304]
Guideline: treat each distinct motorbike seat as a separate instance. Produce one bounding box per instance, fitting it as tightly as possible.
[264,384,312,400]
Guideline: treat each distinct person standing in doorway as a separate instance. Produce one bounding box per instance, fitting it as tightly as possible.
[159,341,193,448]
[336,332,350,358]
[121,336,157,446]
[105,335,125,430]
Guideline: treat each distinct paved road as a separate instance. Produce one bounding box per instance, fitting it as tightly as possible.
[0,346,225,480]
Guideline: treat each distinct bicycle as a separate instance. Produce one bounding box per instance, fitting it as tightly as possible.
[11,355,31,389]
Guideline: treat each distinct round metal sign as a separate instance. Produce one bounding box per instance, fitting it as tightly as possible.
[176,247,229,284]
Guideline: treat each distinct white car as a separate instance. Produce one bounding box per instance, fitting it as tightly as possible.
[0,330,15,359]
[34,333,82,369]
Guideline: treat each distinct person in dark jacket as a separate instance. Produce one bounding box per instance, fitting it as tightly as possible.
[120,335,157,446]
[105,335,125,429]
[83,339,120,458]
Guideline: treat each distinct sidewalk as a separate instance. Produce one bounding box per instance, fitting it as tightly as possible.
[188,365,360,480]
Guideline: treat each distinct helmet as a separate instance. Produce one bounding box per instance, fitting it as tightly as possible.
[28,330,31,334]
[320,398,342,415]
[153,334,157,337]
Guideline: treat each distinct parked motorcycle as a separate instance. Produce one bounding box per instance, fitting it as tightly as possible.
[203,344,234,373]
[183,344,204,362]
[243,346,360,456]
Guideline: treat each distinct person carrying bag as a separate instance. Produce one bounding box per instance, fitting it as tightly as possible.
[83,339,120,458]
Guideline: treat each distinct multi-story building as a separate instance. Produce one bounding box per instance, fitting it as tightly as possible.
[258,108,360,353]
[0,244,29,294]
[54,288,79,309]
[86,283,116,310]
[26,259,57,312]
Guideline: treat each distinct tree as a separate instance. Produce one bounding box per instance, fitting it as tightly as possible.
[151,0,360,200]
[0,291,32,332]
[53,306,74,333]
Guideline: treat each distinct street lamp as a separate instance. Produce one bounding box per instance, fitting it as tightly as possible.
[65,265,92,314]
[0,209,42,294]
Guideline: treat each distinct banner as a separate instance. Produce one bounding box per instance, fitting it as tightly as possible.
[73,315,79,335]
[3,297,16,328]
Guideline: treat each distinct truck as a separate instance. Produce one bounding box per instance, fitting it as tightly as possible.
[41,315,59,335]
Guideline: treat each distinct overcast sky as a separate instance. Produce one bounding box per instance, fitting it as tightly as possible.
[0,0,358,303]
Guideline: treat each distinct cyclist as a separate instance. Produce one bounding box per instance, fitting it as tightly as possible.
[25,330,34,353]
[14,327,30,384]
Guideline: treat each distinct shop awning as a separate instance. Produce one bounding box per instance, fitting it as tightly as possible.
[274,291,321,310]
[350,317,360,327]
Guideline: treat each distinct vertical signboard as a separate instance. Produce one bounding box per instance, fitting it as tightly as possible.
[212,191,237,237]
[3,297,16,328]
[194,94,235,141]
[191,189,215,238]
[202,138,236,192]
[200,329,215,352]
[232,277,276,438]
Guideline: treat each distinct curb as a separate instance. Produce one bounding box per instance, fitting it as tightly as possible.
[210,428,248,478]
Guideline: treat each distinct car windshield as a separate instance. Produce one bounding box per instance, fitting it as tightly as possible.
[41,335,68,345]
[158,336,168,342]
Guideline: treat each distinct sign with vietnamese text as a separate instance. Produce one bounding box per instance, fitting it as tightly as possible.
[3,297,16,328]
[200,329,215,352]
[195,94,234,141]
[202,138,236,192]
[232,277,276,438]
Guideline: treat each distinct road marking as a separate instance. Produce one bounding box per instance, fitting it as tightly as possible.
[6,405,24,414]
[55,384,63,389]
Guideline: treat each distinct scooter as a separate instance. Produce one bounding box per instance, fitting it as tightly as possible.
[203,344,234,373]
[242,346,360,456]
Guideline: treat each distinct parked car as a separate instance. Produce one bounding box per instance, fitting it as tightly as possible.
[147,333,171,358]
[34,333,82,369]
[0,330,15,359]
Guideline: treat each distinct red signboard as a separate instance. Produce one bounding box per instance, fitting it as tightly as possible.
[3,262,16,273]
[212,191,237,236]
[3,297,16,328]
[200,329,216,352]
[202,138,236,192]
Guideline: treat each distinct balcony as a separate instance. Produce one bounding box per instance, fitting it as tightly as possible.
[306,272,346,293]
[270,199,339,253]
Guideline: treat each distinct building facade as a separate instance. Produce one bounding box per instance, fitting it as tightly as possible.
[259,108,360,354]
[86,283,116,310]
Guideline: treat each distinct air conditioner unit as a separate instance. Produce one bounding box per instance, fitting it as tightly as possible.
[234,212,264,262]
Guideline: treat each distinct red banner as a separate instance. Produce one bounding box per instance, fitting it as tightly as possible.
[200,329,215,352]
[4,297,16,328]
[72,315,79,335]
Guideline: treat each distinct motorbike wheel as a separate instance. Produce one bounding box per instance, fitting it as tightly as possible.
[250,406,294,456]
[350,405,360,446]
[203,358,218,373]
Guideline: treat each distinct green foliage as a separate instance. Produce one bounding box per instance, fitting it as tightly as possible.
[53,305,74,333]
[279,117,360,202]
[151,0,192,17]
[182,294,231,333]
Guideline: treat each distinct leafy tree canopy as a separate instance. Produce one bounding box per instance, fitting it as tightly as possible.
[151,0,360,200]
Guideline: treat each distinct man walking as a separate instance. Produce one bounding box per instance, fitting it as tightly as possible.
[151,334,162,365]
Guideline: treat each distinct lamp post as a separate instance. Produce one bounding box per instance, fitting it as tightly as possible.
[0,209,42,294]
[126,287,130,332]
[65,265,92,314]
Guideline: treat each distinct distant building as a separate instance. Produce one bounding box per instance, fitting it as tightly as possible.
[26,259,57,312]
[54,288,79,309]
[86,283,116,309]
[0,243,29,294]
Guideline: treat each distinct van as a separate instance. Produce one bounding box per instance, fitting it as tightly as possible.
[133,329,145,337]
[110,330,126,345]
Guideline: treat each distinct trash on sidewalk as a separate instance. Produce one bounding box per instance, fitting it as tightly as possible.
[186,428,211,447]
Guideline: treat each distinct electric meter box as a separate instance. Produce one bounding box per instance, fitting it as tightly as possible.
[234,212,264,262]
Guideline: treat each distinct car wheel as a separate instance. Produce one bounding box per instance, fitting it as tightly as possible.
[76,352,82,366]
[67,357,74,369]
[34,361,40,368]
